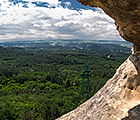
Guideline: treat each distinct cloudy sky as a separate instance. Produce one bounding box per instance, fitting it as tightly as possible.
[0,0,123,42]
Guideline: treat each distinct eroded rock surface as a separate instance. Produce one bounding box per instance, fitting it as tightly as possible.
[57,52,140,120]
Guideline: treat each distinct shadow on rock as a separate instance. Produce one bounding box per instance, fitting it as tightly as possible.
[121,104,140,120]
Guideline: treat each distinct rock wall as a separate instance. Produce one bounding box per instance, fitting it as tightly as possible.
[57,0,140,120]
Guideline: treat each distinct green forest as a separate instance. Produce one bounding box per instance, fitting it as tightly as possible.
[0,43,130,120]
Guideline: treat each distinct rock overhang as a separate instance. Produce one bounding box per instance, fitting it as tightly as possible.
[77,0,140,52]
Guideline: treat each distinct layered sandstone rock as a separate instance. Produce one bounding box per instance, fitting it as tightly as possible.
[57,0,140,120]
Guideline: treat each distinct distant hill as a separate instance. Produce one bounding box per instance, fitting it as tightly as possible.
[0,40,131,53]
[0,46,5,50]
[65,42,130,52]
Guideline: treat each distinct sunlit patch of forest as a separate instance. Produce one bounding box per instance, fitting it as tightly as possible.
[0,45,130,120]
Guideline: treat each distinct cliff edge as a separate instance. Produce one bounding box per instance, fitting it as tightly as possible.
[57,0,140,120]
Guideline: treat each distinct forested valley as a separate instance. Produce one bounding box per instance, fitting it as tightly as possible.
[0,42,130,120]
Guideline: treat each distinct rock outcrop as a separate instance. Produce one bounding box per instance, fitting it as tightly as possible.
[57,0,140,120]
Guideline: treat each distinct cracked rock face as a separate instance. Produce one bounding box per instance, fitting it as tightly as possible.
[57,0,140,120]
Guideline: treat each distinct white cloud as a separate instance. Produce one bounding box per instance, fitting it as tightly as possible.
[43,0,59,5]
[28,0,59,4]
[0,0,123,42]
